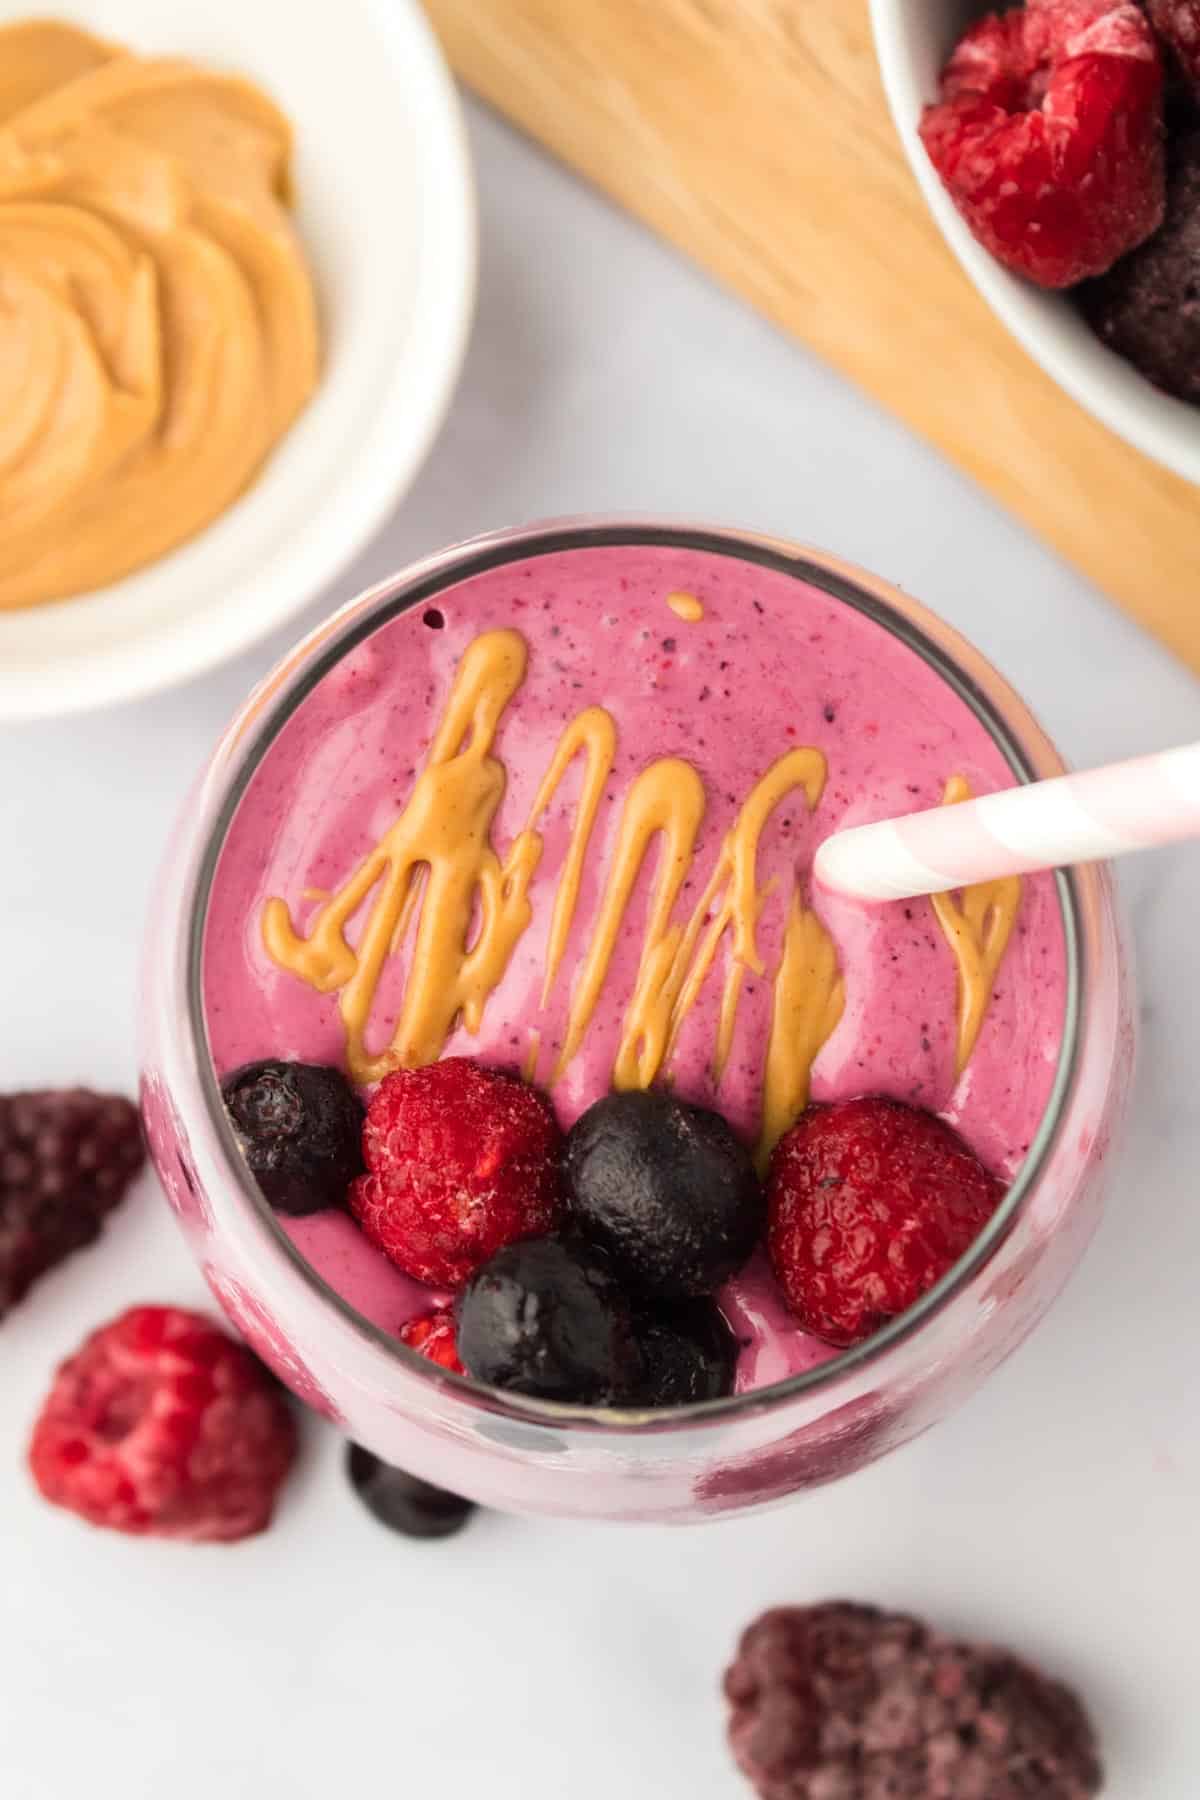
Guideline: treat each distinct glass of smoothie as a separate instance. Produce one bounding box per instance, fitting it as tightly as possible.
[141,521,1133,1522]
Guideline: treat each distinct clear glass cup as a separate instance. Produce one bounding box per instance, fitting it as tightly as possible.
[140,520,1134,1522]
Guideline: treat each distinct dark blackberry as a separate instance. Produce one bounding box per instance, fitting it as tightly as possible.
[345,1444,474,1539]
[222,1061,363,1215]
[634,1299,739,1408]
[564,1090,762,1299]
[458,1235,641,1404]
[0,1089,144,1320]
[725,1602,1102,1799]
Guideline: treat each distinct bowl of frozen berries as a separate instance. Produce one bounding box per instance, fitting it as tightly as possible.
[871,0,1200,483]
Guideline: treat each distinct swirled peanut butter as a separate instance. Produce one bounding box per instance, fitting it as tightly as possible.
[0,20,319,609]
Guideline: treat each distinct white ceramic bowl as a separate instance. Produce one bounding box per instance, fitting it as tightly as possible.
[870,0,1200,487]
[0,0,476,720]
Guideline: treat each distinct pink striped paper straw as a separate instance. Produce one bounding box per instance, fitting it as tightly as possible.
[814,743,1200,902]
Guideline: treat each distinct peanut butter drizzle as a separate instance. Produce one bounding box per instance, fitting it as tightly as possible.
[263,630,614,1083]
[929,775,1022,1076]
[262,628,843,1138]
[666,590,704,622]
[757,895,846,1171]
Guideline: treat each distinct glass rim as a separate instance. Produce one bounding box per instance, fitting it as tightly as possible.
[184,517,1084,1434]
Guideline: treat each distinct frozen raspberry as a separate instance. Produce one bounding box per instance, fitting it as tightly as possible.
[1079,128,1200,400]
[767,1098,1004,1347]
[29,1305,297,1541]
[0,1089,144,1321]
[1146,1,1200,99]
[919,1,1165,287]
[399,1308,464,1374]
[725,1602,1102,1800]
[350,1059,563,1289]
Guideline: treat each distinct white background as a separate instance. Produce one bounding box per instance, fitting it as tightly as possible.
[3,105,1200,1799]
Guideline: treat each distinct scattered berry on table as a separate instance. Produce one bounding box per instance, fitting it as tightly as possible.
[0,1088,144,1321]
[725,1601,1102,1799]
[28,1305,296,1541]
[767,1097,1004,1347]
[222,1060,363,1215]
[564,1090,762,1300]
[350,1059,563,1289]
[345,1444,475,1538]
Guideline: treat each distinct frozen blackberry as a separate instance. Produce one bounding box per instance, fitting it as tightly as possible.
[1079,131,1200,407]
[634,1299,739,1408]
[221,1061,364,1215]
[725,1602,1102,1800]
[564,1091,762,1300]
[345,1444,475,1539]
[458,1235,641,1404]
[0,1089,144,1321]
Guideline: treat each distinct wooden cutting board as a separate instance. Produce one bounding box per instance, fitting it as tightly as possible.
[425,0,1200,674]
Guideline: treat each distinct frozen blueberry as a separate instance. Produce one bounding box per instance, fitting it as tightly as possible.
[458,1236,641,1404]
[634,1300,739,1408]
[564,1091,762,1299]
[345,1444,475,1539]
[222,1060,364,1215]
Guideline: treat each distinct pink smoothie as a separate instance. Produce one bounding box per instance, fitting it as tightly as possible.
[202,542,1068,1394]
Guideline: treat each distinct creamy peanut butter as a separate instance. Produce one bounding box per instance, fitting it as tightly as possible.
[0,20,319,609]
[930,776,1022,1075]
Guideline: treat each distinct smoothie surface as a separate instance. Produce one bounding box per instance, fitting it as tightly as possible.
[202,542,1068,1391]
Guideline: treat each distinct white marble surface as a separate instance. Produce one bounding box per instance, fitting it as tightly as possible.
[3,103,1200,1800]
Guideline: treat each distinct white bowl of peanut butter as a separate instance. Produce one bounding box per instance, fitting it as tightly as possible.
[0,4,475,718]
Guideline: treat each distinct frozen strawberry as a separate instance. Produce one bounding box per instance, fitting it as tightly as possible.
[767,1098,1004,1347]
[29,1305,296,1541]
[349,1059,563,1289]
[399,1309,464,1375]
[920,1,1165,287]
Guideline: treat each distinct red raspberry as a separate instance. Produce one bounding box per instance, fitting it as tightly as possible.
[766,1099,1004,1347]
[349,1059,563,1289]
[919,0,1165,287]
[29,1305,297,1541]
[1146,0,1200,97]
[399,1308,464,1375]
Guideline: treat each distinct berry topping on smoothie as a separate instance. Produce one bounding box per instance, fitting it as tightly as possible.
[399,1309,464,1375]
[919,1,1165,288]
[632,1299,740,1407]
[351,1060,563,1289]
[724,1602,1102,1799]
[565,1090,762,1299]
[0,1089,144,1321]
[222,1060,364,1216]
[767,1099,1005,1347]
[29,1306,296,1541]
[458,1236,641,1404]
